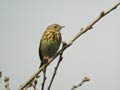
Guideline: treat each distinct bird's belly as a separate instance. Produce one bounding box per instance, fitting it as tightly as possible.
[41,40,61,58]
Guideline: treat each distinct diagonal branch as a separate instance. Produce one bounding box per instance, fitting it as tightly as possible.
[71,76,90,90]
[18,2,120,90]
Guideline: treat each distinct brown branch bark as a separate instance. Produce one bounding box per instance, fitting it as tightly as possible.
[71,76,90,90]
[0,70,2,79]
[4,76,10,90]
[33,78,38,90]
[41,69,46,90]
[18,2,120,90]
[24,78,38,90]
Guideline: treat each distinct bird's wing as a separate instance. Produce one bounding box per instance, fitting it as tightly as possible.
[39,37,43,61]
[39,38,45,68]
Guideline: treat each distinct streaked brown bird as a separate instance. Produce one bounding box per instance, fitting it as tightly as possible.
[39,24,64,68]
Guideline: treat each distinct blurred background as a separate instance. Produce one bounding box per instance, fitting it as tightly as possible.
[0,0,120,90]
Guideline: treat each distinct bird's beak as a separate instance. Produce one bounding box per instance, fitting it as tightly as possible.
[59,25,65,31]
[61,26,65,29]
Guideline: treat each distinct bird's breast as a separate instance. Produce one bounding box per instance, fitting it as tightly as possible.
[40,31,62,58]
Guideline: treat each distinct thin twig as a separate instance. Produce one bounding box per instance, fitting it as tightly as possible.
[18,2,120,90]
[33,78,38,90]
[33,85,37,90]
[4,76,10,90]
[24,80,33,90]
[0,70,2,84]
[24,84,31,90]
[71,76,90,90]
[47,42,65,90]
[0,70,2,79]
[41,69,46,90]
[68,2,120,45]
[24,77,38,90]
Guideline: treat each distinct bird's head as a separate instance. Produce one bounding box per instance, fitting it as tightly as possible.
[47,24,64,31]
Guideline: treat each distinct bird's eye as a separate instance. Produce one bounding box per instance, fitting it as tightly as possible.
[53,26,57,28]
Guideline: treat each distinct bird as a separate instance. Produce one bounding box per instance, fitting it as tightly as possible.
[39,24,64,68]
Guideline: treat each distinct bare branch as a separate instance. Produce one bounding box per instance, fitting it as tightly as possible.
[71,76,90,90]
[68,2,120,45]
[0,70,2,84]
[24,77,38,90]
[33,78,38,90]
[18,2,120,90]
[4,76,10,90]
[41,69,47,90]
[0,70,2,79]
[0,70,11,90]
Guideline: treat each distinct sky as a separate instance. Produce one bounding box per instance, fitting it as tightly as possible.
[0,0,120,90]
